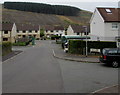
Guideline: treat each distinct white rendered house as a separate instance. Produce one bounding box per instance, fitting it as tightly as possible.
[90,7,120,42]
[67,25,90,36]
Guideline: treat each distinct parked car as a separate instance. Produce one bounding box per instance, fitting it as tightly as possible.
[99,48,120,68]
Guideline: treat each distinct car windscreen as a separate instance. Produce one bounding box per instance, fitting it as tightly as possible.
[102,49,109,55]
[107,49,118,55]
[102,49,118,55]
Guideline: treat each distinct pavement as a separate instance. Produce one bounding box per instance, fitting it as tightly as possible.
[52,41,119,94]
[52,41,100,63]
[2,51,22,62]
[90,85,119,94]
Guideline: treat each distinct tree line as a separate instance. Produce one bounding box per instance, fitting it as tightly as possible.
[4,2,81,16]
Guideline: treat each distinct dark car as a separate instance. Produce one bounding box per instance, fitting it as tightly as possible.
[99,48,120,68]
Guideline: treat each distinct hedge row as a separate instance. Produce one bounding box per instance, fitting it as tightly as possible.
[69,40,117,54]
[12,42,27,46]
[51,35,61,40]
[13,37,32,46]
[2,42,12,56]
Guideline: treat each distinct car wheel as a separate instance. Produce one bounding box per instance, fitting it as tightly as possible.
[112,61,118,68]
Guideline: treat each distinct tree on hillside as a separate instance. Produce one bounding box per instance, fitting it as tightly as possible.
[4,2,80,16]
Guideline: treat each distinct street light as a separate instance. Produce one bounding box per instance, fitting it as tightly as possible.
[83,26,88,57]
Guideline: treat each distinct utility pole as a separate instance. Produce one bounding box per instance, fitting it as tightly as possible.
[83,26,88,57]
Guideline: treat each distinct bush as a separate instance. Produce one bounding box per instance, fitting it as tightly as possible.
[51,35,60,40]
[2,42,12,56]
[69,40,117,54]
[15,37,32,46]
[12,42,27,46]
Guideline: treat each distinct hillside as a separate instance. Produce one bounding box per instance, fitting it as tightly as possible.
[2,7,92,28]
[4,2,80,16]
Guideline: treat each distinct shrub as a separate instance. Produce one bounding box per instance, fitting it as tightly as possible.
[51,35,60,40]
[15,37,32,46]
[2,42,12,56]
[12,42,26,46]
[69,40,117,54]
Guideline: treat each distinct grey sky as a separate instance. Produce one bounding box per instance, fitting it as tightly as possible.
[0,0,119,12]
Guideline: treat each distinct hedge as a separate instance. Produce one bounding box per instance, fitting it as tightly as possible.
[12,42,27,46]
[51,35,60,40]
[69,40,117,54]
[13,37,32,46]
[2,42,12,56]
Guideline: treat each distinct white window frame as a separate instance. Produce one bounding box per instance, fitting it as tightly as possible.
[112,23,118,29]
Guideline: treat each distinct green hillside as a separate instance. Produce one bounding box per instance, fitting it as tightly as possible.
[2,6,92,27]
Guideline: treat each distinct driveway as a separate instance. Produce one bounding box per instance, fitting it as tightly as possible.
[2,40,118,93]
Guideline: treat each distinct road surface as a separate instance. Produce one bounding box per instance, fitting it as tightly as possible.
[2,40,118,93]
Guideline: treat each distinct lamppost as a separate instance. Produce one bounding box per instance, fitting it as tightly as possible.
[83,26,88,57]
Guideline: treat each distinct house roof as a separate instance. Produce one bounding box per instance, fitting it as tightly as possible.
[44,25,54,31]
[97,8,120,22]
[70,25,90,33]
[16,24,39,31]
[44,25,64,31]
[2,23,13,31]
[54,26,64,30]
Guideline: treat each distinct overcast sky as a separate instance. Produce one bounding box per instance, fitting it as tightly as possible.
[0,0,119,12]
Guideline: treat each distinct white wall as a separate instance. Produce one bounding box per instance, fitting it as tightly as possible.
[11,23,17,37]
[104,23,119,41]
[67,25,76,35]
[90,9,119,42]
[45,30,65,37]
[90,9,105,41]
[54,30,65,36]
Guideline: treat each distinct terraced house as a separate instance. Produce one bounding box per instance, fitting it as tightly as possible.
[16,24,40,40]
[0,23,40,43]
[1,23,17,43]
[44,25,65,38]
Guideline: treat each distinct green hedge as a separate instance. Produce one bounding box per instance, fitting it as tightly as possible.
[14,37,32,46]
[69,40,117,54]
[51,35,60,40]
[2,42,12,56]
[12,42,27,46]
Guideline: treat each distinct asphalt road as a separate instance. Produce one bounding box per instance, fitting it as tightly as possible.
[2,40,118,93]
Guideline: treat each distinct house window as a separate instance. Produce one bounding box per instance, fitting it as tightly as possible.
[23,31,26,33]
[4,31,8,34]
[17,30,19,33]
[56,30,58,32]
[105,9,112,13]
[84,32,89,35]
[23,35,26,38]
[35,30,38,33]
[46,30,48,32]
[3,38,8,41]
[77,32,80,35]
[29,30,32,33]
[112,23,118,29]
[51,30,53,32]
